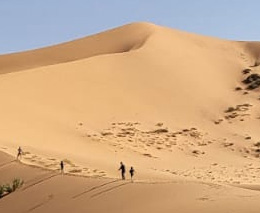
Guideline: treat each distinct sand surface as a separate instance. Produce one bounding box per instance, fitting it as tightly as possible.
[1,152,260,213]
[0,22,260,212]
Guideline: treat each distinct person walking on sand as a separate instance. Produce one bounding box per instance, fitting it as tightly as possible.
[17,146,22,160]
[60,160,64,174]
[118,162,126,180]
[129,166,135,181]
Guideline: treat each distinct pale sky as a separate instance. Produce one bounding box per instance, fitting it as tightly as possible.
[1,0,260,54]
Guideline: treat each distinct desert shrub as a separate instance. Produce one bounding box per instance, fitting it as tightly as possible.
[0,178,24,199]
[156,123,164,127]
[225,107,236,113]
[192,150,205,155]
[235,87,242,91]
[247,80,260,90]
[101,131,113,136]
[152,128,168,133]
[254,142,260,147]
[4,184,13,193]
[0,185,5,197]
[243,73,260,84]
[12,178,24,192]
[242,69,251,74]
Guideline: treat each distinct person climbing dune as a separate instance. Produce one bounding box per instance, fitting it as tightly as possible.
[17,146,22,160]
[129,166,135,181]
[60,160,64,174]
[118,162,126,180]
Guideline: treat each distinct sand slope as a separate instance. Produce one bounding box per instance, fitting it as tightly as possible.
[1,152,260,213]
[0,22,260,212]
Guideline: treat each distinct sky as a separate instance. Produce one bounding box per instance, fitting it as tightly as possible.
[1,0,260,54]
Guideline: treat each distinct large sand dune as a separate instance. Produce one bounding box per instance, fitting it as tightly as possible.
[0,22,260,212]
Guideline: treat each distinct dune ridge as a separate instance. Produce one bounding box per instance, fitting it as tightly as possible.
[0,22,156,74]
[1,22,260,75]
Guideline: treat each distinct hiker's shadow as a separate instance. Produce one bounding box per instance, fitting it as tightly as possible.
[90,181,131,199]
[72,179,130,199]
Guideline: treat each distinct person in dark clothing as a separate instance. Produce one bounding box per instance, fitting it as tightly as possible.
[118,162,126,180]
[60,161,64,174]
[17,147,22,160]
[129,166,135,181]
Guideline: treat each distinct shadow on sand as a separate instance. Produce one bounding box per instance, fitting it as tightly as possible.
[72,179,127,199]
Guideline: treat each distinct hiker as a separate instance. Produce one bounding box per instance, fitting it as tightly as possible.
[17,147,22,160]
[129,166,135,181]
[60,161,64,174]
[118,162,126,180]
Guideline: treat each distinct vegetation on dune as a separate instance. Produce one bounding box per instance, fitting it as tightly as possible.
[0,185,5,197]
[0,178,24,198]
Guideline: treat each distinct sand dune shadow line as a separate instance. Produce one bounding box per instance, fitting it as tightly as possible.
[90,182,131,199]
[25,196,53,213]
[72,179,121,199]
[24,172,56,187]
[0,160,16,169]
[22,173,59,191]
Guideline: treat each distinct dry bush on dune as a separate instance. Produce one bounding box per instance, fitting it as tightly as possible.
[254,142,260,147]
[235,86,242,91]
[12,178,24,192]
[151,128,168,134]
[243,73,260,90]
[242,68,251,74]
[0,178,24,198]
[225,107,236,113]
[0,185,5,197]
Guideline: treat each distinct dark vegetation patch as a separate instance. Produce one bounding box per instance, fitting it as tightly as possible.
[0,178,23,198]
[150,128,169,134]
[225,104,252,113]
[242,68,251,75]
[235,87,242,91]
[242,73,260,90]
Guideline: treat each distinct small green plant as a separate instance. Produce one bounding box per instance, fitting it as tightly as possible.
[12,178,24,192]
[0,185,6,197]
[0,178,24,199]
[4,184,13,193]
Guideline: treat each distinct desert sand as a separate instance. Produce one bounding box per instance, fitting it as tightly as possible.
[1,151,260,213]
[0,22,260,212]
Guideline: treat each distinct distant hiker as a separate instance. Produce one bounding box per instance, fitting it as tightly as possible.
[17,146,22,160]
[118,162,126,180]
[60,161,64,174]
[129,166,135,181]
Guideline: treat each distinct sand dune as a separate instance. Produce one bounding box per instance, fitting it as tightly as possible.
[0,22,155,74]
[0,22,260,212]
[1,152,260,213]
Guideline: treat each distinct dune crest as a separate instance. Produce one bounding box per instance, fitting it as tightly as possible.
[0,22,156,74]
